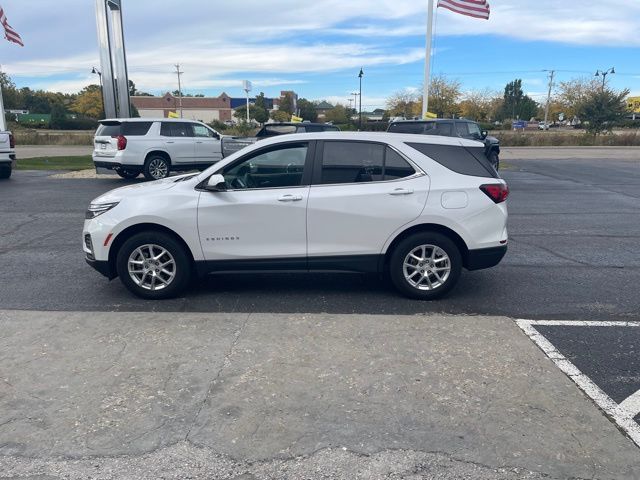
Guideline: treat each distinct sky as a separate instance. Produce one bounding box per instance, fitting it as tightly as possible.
[1,0,639,109]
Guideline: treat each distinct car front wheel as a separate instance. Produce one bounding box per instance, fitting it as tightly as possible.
[116,231,191,299]
[143,155,170,180]
[389,232,462,300]
[488,151,499,170]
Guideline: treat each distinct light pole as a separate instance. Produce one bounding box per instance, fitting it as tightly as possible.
[595,67,615,91]
[91,67,104,117]
[358,68,364,130]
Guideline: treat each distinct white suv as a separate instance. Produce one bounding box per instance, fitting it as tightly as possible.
[84,132,508,300]
[93,118,224,180]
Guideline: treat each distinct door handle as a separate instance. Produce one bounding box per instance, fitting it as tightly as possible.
[165,141,175,144]
[196,141,203,144]
[278,194,303,202]
[389,188,414,196]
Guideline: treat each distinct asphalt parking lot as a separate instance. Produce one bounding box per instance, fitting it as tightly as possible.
[0,147,638,319]
[1,146,639,479]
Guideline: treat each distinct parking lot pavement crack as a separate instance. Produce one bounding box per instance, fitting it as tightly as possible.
[183,313,251,442]
[0,441,586,480]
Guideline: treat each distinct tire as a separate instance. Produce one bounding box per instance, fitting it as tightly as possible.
[0,167,10,179]
[115,168,140,179]
[116,231,192,299]
[389,232,462,300]
[143,155,170,181]
[488,151,499,171]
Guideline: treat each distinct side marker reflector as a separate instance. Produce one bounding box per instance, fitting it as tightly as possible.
[104,233,113,246]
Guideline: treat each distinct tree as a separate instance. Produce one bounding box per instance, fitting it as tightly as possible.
[386,89,421,118]
[556,77,601,120]
[428,75,461,118]
[578,88,630,135]
[253,92,270,124]
[458,89,498,122]
[324,104,351,124]
[49,103,67,129]
[297,98,317,122]
[270,109,290,122]
[500,79,538,120]
[279,92,295,115]
[0,71,20,109]
[71,85,104,119]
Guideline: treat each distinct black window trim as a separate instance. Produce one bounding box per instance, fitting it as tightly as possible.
[196,140,316,192]
[310,140,424,187]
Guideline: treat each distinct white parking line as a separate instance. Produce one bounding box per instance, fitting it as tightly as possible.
[516,319,640,448]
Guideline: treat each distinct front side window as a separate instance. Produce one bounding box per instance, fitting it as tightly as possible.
[467,122,482,139]
[222,143,308,190]
[318,142,415,185]
[192,124,216,138]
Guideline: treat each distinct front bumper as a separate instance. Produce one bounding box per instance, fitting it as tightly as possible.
[466,245,507,271]
[86,257,115,279]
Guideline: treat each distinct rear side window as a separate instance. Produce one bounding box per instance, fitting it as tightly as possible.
[160,122,193,137]
[455,122,469,137]
[388,122,425,134]
[406,143,498,178]
[96,123,121,136]
[318,141,416,185]
[257,125,297,137]
[425,122,453,136]
[122,122,152,136]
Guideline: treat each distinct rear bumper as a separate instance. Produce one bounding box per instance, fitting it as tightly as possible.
[466,245,507,271]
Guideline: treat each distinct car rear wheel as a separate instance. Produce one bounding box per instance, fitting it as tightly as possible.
[389,232,462,300]
[143,155,170,180]
[115,168,140,179]
[116,231,191,299]
[0,167,10,179]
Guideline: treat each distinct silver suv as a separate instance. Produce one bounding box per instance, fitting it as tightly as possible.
[93,118,224,180]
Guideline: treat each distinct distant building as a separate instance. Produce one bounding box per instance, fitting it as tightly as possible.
[132,90,298,123]
[132,92,233,122]
[315,101,334,121]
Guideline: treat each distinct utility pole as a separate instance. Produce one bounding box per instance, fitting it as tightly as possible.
[174,63,184,118]
[358,68,364,130]
[543,69,555,131]
[422,0,435,119]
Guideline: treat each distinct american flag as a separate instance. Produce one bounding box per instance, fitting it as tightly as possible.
[0,5,23,46]
[437,0,490,20]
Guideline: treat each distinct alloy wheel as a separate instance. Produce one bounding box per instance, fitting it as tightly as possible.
[127,244,176,291]
[402,244,451,290]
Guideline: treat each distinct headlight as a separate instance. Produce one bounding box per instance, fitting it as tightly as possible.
[85,202,119,219]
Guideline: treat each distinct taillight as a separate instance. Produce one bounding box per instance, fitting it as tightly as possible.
[9,133,15,149]
[480,183,509,203]
[113,134,127,150]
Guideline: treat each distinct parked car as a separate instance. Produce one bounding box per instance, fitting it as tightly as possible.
[0,130,16,179]
[221,122,341,157]
[256,122,340,138]
[92,118,225,181]
[84,132,508,300]
[387,119,501,170]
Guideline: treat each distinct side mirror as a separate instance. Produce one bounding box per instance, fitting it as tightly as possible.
[481,130,488,139]
[205,174,226,192]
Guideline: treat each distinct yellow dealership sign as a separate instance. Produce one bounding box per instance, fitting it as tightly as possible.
[627,97,640,113]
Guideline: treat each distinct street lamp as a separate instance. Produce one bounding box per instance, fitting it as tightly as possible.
[595,67,615,91]
[91,67,105,117]
[358,68,364,130]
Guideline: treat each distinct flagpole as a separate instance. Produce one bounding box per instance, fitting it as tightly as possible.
[422,0,435,119]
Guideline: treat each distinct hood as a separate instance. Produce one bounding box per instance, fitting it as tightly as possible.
[91,173,197,204]
[486,135,500,145]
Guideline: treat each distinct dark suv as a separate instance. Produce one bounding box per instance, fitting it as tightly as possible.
[388,119,500,169]
[256,122,340,138]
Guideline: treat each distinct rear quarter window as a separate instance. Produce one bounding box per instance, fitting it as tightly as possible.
[122,122,153,136]
[96,123,121,136]
[388,122,425,134]
[406,143,498,178]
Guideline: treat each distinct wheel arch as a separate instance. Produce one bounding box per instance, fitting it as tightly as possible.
[144,150,172,164]
[108,223,195,278]
[383,223,471,271]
